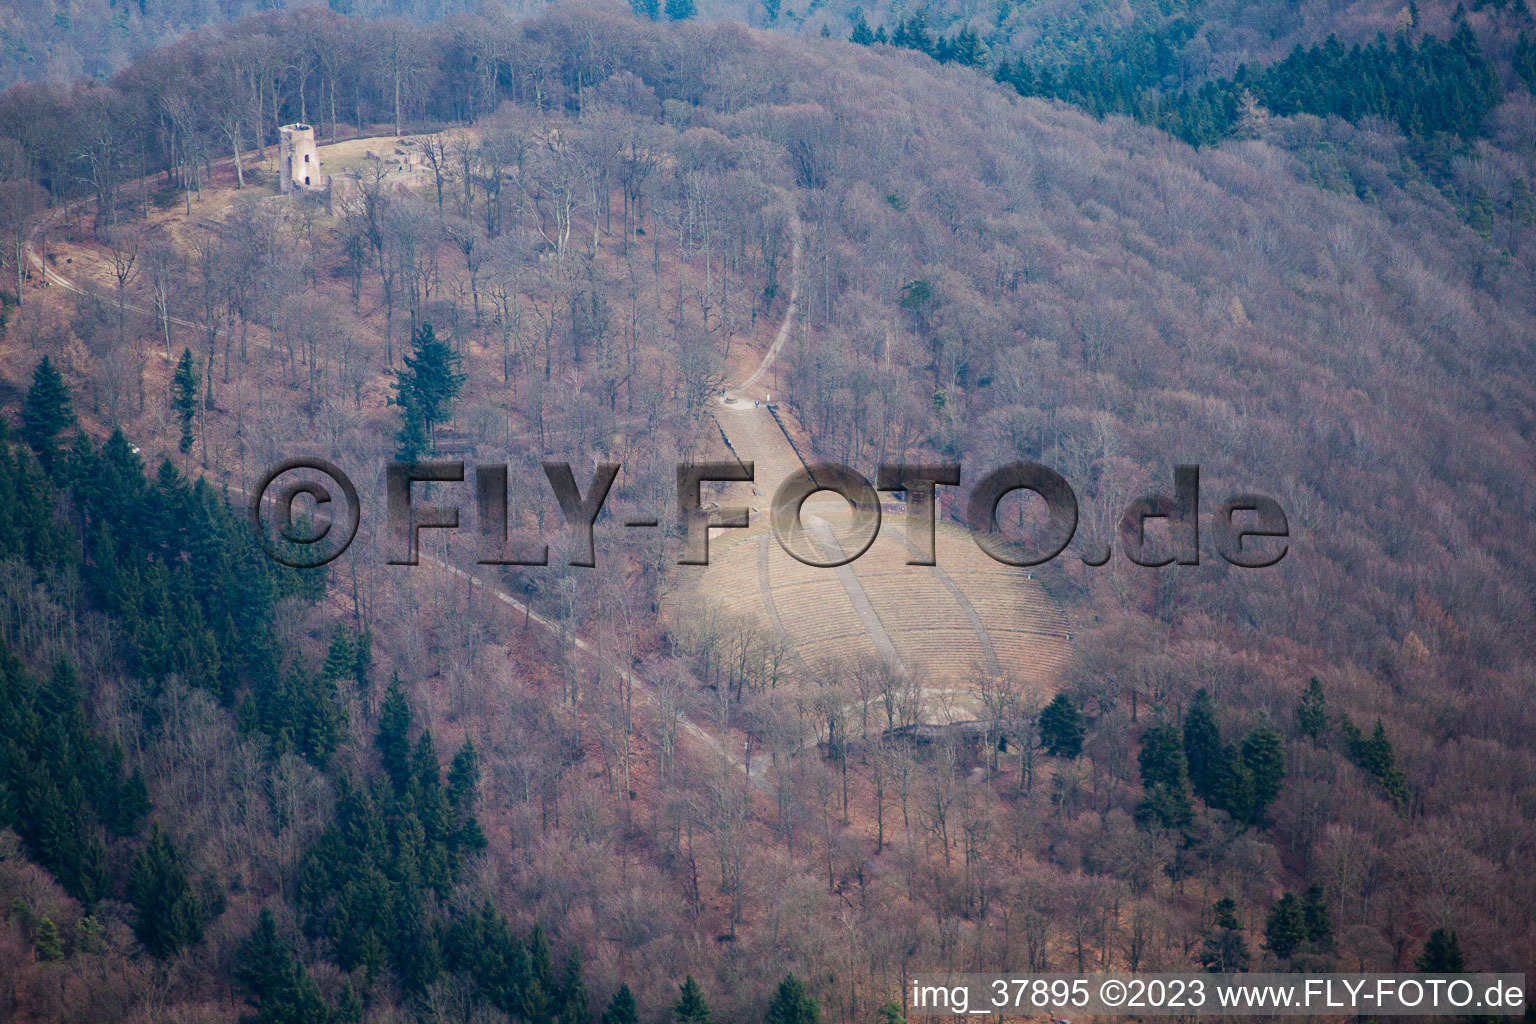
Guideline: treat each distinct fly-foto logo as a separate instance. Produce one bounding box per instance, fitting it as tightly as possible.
[250,459,1289,571]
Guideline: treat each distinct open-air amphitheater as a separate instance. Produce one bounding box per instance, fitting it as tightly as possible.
[675,389,1074,728]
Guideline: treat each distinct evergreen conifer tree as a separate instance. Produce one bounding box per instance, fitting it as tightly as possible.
[21,356,74,470]
[766,975,821,1024]
[392,323,464,455]
[560,950,591,1024]
[173,348,199,456]
[377,675,413,792]
[126,825,206,957]
[1265,894,1309,959]
[676,976,711,1024]
[1417,928,1465,972]
[34,916,63,960]
[603,984,640,1024]
[1183,689,1222,800]
[1241,727,1286,822]
[1040,694,1085,758]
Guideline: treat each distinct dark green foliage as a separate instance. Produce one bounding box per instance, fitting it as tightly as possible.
[261,656,350,767]
[173,348,198,455]
[530,924,558,1003]
[321,627,356,682]
[1517,33,1536,92]
[1241,727,1286,822]
[675,976,711,1024]
[352,628,373,695]
[1209,743,1254,825]
[889,10,933,56]
[376,675,413,791]
[1183,689,1221,801]
[392,323,464,457]
[936,27,984,67]
[236,909,337,1024]
[1040,693,1084,758]
[394,396,429,462]
[0,648,133,904]
[127,825,210,958]
[34,916,63,960]
[1301,886,1332,952]
[1251,26,1500,143]
[850,16,874,45]
[603,984,639,1024]
[448,738,481,812]
[561,950,592,1024]
[299,689,490,994]
[1341,715,1410,806]
[1264,893,1309,959]
[57,428,315,713]
[1297,678,1328,741]
[441,901,529,1012]
[21,355,74,469]
[765,974,821,1024]
[1265,889,1332,960]
[1199,898,1251,972]
[0,421,71,567]
[664,0,695,19]
[982,18,1501,153]
[629,0,660,19]
[1136,723,1192,829]
[1417,928,1465,972]
[1182,691,1286,825]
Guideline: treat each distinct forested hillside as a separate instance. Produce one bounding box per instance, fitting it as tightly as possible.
[1,3,1534,1022]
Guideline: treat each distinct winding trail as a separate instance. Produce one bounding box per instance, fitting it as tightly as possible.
[735,217,801,397]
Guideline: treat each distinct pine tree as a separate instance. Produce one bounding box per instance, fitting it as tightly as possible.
[603,984,639,1024]
[320,627,356,681]
[126,825,206,957]
[560,950,591,1024]
[115,768,152,835]
[1264,894,1309,959]
[448,739,481,812]
[173,348,199,456]
[1183,689,1222,800]
[235,909,294,1002]
[629,0,660,17]
[1417,928,1464,972]
[377,675,413,792]
[1210,744,1255,824]
[1040,694,1085,758]
[21,356,74,470]
[34,915,63,961]
[1137,723,1192,829]
[1296,675,1333,739]
[529,925,558,1007]
[1199,898,1251,972]
[850,15,874,44]
[1342,716,1409,806]
[664,0,695,19]
[353,628,373,695]
[395,392,430,461]
[765,975,821,1024]
[675,976,711,1024]
[392,323,465,454]
[1241,727,1286,822]
[236,908,336,1024]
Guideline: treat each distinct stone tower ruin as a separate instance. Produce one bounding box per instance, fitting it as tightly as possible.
[277,123,321,193]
